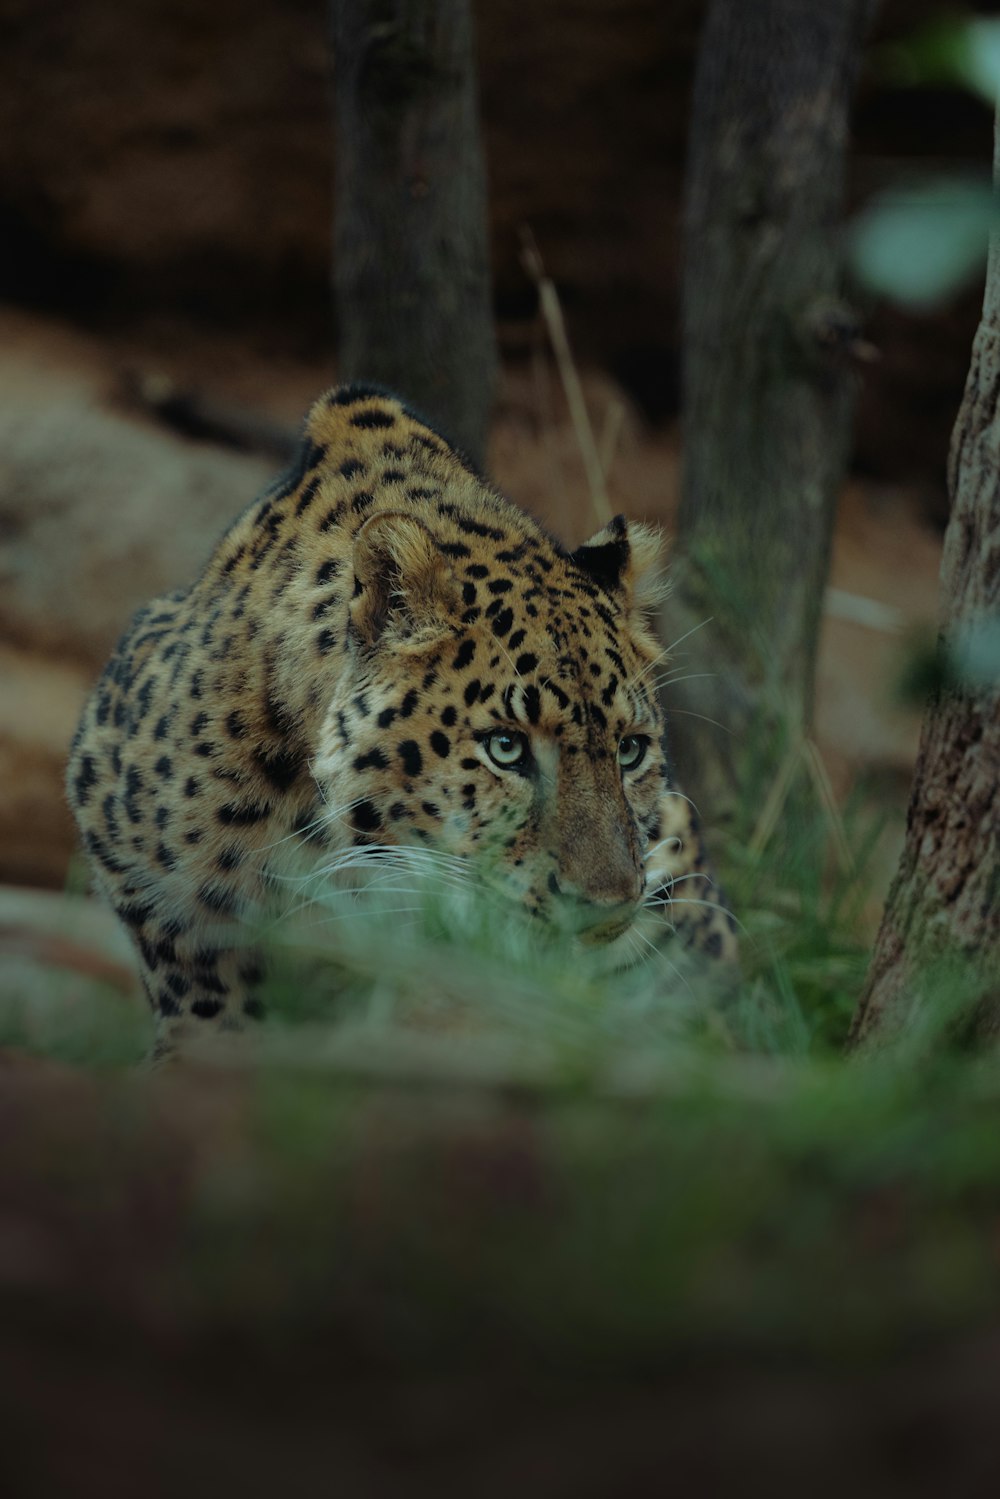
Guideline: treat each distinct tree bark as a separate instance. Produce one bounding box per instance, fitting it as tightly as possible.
[331,0,497,468]
[669,0,875,810]
[849,115,1000,1050]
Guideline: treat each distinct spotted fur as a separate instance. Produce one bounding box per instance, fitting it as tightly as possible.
[67,385,737,1053]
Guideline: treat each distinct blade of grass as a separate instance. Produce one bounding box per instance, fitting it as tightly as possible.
[519,225,614,529]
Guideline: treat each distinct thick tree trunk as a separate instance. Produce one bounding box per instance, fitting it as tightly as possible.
[849,117,1000,1050]
[669,0,875,810]
[331,0,497,467]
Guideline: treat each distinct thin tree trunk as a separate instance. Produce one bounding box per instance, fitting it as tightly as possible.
[849,115,1000,1050]
[331,0,497,467]
[669,0,875,810]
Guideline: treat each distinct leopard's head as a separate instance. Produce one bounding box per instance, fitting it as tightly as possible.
[312,510,669,942]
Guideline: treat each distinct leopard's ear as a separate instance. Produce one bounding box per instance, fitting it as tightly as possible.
[571,515,667,617]
[350,511,456,648]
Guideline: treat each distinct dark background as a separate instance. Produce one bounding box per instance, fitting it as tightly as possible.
[0,0,992,513]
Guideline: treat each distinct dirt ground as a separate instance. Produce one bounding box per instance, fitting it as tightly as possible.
[1,1045,999,1499]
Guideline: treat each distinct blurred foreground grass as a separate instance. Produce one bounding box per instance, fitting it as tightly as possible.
[3,767,999,1373]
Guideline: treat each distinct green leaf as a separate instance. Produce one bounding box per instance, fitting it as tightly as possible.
[881,18,1000,103]
[849,179,995,308]
[958,20,1000,104]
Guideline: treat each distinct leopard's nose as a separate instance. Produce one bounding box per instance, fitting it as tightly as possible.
[547,869,643,940]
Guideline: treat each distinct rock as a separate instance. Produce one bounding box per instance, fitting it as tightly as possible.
[0,646,92,888]
[0,310,274,887]
[0,309,273,670]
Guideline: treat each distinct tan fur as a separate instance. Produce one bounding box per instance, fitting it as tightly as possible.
[67,386,737,1054]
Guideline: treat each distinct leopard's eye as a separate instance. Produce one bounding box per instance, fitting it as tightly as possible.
[618,734,649,772]
[485,728,530,770]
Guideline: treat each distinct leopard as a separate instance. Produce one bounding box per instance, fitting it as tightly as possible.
[67,384,737,1056]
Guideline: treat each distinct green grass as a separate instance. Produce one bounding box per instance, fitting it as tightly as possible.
[0,753,923,1077]
[718,778,891,1055]
[5,762,999,1365]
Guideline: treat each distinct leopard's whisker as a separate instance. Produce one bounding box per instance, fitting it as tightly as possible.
[622,929,653,971]
[303,841,469,875]
[662,617,713,656]
[657,951,695,998]
[627,924,658,958]
[282,904,427,933]
[627,923,695,997]
[664,706,733,734]
[630,647,672,689]
[278,869,468,907]
[650,787,701,820]
[644,834,684,862]
[304,859,468,896]
[257,820,323,854]
[650,871,714,890]
[651,671,717,692]
[653,894,743,933]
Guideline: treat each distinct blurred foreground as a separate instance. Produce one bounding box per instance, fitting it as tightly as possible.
[4,1032,1000,1497]
[4,851,1000,1494]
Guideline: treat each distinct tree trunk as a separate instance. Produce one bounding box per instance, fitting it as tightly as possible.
[849,116,1000,1051]
[331,0,497,468]
[668,0,875,811]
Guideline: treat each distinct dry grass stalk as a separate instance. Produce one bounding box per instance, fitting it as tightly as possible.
[519,226,614,529]
[748,735,854,876]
